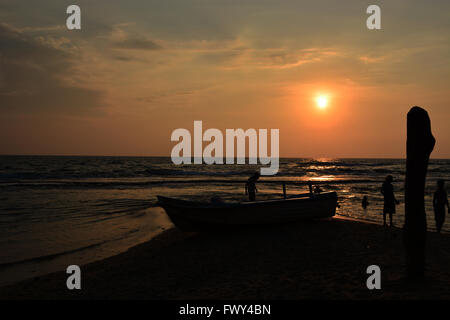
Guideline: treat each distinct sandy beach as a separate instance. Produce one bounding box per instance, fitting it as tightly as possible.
[1,217,449,300]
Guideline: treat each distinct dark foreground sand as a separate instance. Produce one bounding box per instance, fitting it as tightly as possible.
[1,217,450,299]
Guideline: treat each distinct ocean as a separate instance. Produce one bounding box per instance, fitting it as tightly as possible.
[0,156,449,286]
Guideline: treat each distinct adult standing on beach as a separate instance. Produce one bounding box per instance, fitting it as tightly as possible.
[245,172,260,201]
[381,175,399,227]
[433,180,449,233]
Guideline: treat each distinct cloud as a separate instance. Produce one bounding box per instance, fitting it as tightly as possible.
[0,23,103,114]
[106,24,163,51]
[359,55,385,64]
[113,38,162,50]
[113,55,133,61]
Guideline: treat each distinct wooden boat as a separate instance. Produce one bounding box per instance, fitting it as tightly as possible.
[157,192,337,231]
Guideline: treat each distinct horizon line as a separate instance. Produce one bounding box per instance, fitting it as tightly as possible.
[1,154,449,160]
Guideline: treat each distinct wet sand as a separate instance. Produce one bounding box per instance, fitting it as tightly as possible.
[1,217,450,299]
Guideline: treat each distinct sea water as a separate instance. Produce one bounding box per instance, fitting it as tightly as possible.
[0,156,448,285]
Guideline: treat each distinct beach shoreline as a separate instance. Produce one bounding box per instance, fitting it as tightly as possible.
[1,217,450,300]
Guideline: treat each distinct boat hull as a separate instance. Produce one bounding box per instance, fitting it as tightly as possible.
[157,192,337,231]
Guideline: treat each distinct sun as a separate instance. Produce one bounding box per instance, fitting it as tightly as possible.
[315,95,328,109]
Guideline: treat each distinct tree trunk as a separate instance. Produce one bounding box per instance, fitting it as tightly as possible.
[404,106,435,280]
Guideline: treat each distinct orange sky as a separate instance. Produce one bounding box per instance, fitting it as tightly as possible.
[0,0,449,158]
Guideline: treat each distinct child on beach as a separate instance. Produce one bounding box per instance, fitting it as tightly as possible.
[362,196,369,210]
[245,172,260,201]
[433,180,449,233]
[381,175,399,227]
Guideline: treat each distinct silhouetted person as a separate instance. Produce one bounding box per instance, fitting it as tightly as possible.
[362,196,369,210]
[433,180,449,233]
[381,175,399,227]
[245,172,260,201]
[313,185,323,194]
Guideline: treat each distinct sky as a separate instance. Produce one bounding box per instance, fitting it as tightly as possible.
[0,0,449,158]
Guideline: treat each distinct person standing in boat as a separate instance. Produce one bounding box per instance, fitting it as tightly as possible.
[245,172,260,201]
[433,180,449,233]
[381,175,399,227]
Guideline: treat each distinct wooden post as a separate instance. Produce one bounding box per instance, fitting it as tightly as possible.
[282,182,287,199]
[308,182,313,194]
[404,106,435,280]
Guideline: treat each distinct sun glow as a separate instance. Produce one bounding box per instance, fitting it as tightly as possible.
[316,95,328,109]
